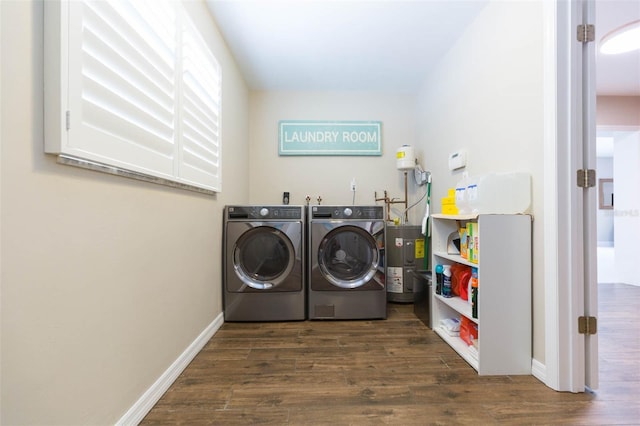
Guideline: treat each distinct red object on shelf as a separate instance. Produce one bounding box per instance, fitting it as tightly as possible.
[460,315,478,346]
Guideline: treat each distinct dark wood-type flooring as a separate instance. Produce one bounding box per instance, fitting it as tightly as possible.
[142,283,640,425]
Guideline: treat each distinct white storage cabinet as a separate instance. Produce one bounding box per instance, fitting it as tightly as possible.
[431,214,532,375]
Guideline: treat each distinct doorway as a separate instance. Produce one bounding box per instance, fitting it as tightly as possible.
[594,129,640,403]
[586,0,640,393]
[596,129,640,287]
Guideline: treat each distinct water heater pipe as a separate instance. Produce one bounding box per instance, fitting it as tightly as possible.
[374,171,409,223]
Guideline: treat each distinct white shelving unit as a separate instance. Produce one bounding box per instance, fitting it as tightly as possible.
[431,213,532,375]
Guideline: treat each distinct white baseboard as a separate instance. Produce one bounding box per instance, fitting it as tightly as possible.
[116,313,224,425]
[531,358,546,384]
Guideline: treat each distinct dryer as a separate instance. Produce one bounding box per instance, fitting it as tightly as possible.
[308,205,386,320]
[223,205,305,321]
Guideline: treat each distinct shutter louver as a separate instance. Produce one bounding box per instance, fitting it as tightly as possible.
[179,21,222,191]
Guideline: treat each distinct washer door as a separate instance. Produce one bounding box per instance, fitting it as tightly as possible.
[229,224,300,292]
[317,225,380,289]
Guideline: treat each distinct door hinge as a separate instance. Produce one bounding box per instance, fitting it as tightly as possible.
[577,24,595,43]
[578,316,597,335]
[577,169,596,188]
[65,111,71,131]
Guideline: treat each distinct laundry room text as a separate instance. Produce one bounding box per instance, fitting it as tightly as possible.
[278,120,382,156]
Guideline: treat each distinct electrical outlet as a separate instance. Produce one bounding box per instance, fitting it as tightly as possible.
[350,178,357,192]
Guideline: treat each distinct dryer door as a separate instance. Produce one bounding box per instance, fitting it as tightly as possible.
[315,225,382,290]
[227,223,301,292]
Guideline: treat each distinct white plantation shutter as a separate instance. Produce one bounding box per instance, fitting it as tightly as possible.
[45,0,222,193]
[178,18,221,189]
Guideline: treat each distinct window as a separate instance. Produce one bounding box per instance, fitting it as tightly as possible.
[44,0,222,193]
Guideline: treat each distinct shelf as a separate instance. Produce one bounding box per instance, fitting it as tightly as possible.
[434,326,479,371]
[432,213,478,221]
[431,214,532,375]
[433,251,478,268]
[434,294,477,324]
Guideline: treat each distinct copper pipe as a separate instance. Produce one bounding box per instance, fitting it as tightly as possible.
[404,171,408,222]
[374,172,409,223]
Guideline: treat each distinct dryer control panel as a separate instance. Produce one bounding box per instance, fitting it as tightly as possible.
[226,205,302,220]
[311,205,383,220]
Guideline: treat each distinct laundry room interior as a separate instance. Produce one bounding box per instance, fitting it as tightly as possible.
[1,0,639,424]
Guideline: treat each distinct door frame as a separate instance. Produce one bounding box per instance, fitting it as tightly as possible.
[581,0,599,392]
[543,0,597,392]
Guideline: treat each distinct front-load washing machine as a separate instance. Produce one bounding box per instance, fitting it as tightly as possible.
[223,205,305,321]
[308,205,386,320]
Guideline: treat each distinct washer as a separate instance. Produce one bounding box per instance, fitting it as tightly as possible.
[308,205,386,320]
[223,205,305,321]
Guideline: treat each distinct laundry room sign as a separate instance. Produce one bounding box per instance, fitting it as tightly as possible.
[279,120,382,156]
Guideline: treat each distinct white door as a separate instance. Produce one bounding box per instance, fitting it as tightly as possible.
[581,0,599,391]
[543,0,598,392]
[567,0,599,391]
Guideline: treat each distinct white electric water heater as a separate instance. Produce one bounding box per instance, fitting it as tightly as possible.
[396,145,415,170]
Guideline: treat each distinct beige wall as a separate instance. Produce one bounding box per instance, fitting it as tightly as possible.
[597,96,640,127]
[249,91,424,223]
[415,1,545,362]
[0,1,249,424]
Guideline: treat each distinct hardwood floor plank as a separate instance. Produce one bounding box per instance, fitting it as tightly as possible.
[150,387,232,410]
[249,336,342,349]
[286,404,497,425]
[246,346,391,361]
[185,348,251,361]
[599,358,640,381]
[228,371,349,387]
[594,381,640,402]
[486,400,640,425]
[143,408,290,425]
[413,382,594,404]
[201,338,254,350]
[226,384,414,409]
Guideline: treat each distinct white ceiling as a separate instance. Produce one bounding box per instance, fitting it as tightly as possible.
[206,0,488,92]
[596,0,640,95]
[206,0,640,95]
